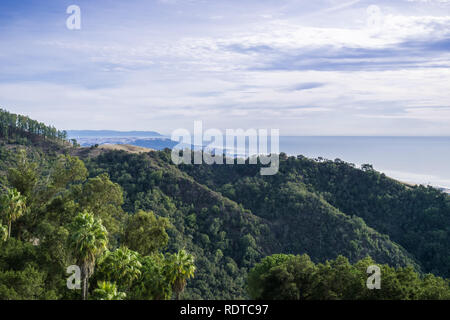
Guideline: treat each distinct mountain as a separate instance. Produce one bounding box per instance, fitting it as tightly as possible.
[82,149,427,298]
[67,130,163,138]
[0,109,449,300]
[179,155,450,278]
[67,130,178,150]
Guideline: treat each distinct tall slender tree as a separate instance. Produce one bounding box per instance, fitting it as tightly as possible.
[68,211,108,300]
[164,249,196,300]
[1,188,27,239]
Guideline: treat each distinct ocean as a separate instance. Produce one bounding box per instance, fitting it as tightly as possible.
[69,132,450,190]
[279,137,450,190]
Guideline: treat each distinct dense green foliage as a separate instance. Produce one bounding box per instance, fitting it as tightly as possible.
[179,154,450,277]
[1,111,449,300]
[84,150,272,299]
[68,211,109,300]
[248,253,450,300]
[91,281,126,300]
[84,150,431,299]
[0,132,195,300]
[124,210,170,255]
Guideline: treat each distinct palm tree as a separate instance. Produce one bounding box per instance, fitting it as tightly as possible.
[0,224,7,242]
[164,249,196,300]
[92,281,126,300]
[68,211,108,300]
[1,188,27,239]
[97,246,142,291]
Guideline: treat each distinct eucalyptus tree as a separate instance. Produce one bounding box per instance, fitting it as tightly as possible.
[68,211,108,300]
[164,249,196,300]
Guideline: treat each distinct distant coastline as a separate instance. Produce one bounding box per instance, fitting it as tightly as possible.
[68,133,450,193]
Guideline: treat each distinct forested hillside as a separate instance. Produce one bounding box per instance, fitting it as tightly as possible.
[248,254,450,300]
[85,150,428,298]
[179,155,450,278]
[0,110,449,300]
[0,112,195,300]
[0,109,68,144]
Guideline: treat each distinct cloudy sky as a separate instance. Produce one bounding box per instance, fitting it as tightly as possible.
[0,0,449,135]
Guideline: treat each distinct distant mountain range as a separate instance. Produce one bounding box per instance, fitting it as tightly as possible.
[67,130,178,150]
[67,130,164,138]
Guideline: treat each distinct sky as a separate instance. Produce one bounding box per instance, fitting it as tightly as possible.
[0,0,449,135]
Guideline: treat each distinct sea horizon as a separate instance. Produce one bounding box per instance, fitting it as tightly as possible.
[68,132,450,191]
[278,136,450,190]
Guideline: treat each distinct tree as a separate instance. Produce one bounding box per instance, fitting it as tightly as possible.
[247,254,317,300]
[0,108,68,143]
[124,210,170,255]
[314,255,364,300]
[247,254,295,299]
[50,155,88,191]
[96,247,142,291]
[248,254,450,300]
[7,149,38,199]
[361,164,374,171]
[1,188,27,239]
[0,224,7,242]
[91,281,126,300]
[68,211,108,300]
[75,173,124,244]
[130,254,172,300]
[164,249,196,300]
[0,264,58,300]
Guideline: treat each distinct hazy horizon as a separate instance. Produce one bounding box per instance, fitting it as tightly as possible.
[65,131,450,189]
[67,129,450,138]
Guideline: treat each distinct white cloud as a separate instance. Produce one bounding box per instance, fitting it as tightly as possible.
[406,0,450,3]
[0,0,449,135]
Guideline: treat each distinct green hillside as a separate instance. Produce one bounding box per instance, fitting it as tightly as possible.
[179,155,450,278]
[84,150,424,298]
[0,110,449,300]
